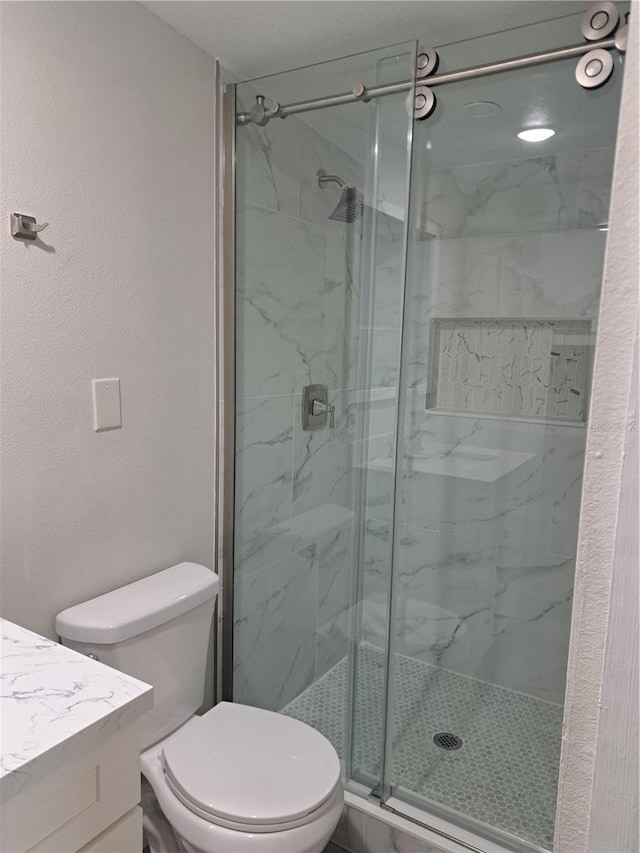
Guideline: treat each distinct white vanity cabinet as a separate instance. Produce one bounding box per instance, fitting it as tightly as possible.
[0,620,153,853]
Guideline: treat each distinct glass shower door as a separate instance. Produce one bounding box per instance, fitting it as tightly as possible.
[232,41,417,799]
[381,36,622,853]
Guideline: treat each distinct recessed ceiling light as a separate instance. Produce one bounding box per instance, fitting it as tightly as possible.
[464,101,501,118]
[517,127,556,142]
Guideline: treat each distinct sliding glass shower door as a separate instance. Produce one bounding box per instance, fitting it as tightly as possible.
[232,41,417,797]
[381,27,623,852]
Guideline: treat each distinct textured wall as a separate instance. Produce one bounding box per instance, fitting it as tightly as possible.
[0,2,216,639]
[555,9,639,850]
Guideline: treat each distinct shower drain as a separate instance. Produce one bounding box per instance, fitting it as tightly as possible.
[433,732,464,751]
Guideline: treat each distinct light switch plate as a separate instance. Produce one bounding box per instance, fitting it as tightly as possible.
[92,378,122,431]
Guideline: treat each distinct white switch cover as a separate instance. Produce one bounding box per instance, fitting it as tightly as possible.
[92,378,122,431]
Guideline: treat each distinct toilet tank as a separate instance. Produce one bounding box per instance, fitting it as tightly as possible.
[56,563,218,750]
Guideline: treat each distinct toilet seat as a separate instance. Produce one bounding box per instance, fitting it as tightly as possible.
[160,702,341,833]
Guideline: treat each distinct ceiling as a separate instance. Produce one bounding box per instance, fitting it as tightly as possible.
[141,1,587,81]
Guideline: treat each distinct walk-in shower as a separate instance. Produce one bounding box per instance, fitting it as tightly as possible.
[222,4,626,851]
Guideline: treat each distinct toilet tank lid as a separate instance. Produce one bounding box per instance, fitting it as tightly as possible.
[56,563,218,644]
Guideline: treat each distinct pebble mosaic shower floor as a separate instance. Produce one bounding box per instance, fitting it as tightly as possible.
[282,643,563,850]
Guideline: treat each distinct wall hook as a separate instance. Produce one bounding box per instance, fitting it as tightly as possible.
[11,212,49,241]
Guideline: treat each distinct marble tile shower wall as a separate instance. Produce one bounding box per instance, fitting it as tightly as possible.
[233,115,615,711]
[363,146,614,705]
[234,111,366,710]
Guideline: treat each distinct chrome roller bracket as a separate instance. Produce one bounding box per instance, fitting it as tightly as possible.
[353,82,370,102]
[248,95,281,126]
[416,48,439,79]
[414,85,436,120]
[615,24,628,53]
[576,48,615,88]
[581,1,620,40]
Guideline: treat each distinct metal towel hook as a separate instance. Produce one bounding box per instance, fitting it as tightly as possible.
[11,213,49,241]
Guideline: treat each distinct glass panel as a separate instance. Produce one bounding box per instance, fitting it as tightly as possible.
[232,43,416,795]
[382,15,623,853]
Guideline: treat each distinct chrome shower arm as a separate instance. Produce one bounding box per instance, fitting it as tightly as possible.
[317,168,347,189]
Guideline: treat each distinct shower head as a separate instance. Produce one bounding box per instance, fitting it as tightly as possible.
[317,168,366,223]
[329,186,365,223]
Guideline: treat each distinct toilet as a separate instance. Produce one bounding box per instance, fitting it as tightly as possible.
[55,563,343,853]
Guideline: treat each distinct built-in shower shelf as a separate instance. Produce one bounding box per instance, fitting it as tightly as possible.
[364,442,534,482]
[427,318,594,424]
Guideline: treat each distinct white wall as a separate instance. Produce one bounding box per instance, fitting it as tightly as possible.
[0,1,217,639]
[555,9,639,851]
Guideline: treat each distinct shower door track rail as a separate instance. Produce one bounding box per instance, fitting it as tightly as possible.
[236,35,618,125]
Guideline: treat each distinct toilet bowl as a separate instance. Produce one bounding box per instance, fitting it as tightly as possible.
[56,563,343,853]
[141,704,343,853]
[142,702,343,853]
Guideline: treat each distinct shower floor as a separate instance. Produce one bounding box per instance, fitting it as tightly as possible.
[283,643,563,851]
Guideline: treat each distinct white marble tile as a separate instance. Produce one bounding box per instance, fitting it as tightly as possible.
[316,608,350,680]
[361,519,495,678]
[429,234,505,317]
[576,146,616,229]
[233,545,318,711]
[417,154,581,239]
[371,242,405,331]
[427,227,604,324]
[325,229,362,393]
[362,813,440,853]
[362,517,391,595]
[370,326,403,389]
[404,320,432,392]
[236,205,328,397]
[403,452,500,546]
[393,526,495,678]
[548,442,586,558]
[235,97,300,217]
[317,525,352,677]
[532,228,606,318]
[490,546,575,703]
[0,620,152,803]
[331,803,366,852]
[292,390,355,551]
[234,394,294,577]
[403,414,576,554]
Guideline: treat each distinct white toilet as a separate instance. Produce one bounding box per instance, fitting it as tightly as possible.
[56,563,343,853]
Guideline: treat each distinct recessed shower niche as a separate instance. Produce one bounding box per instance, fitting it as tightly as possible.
[426,318,595,423]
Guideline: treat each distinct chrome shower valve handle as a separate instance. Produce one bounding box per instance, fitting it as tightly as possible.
[311,398,335,429]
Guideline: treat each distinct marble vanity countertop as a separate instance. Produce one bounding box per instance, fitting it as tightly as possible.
[0,618,153,804]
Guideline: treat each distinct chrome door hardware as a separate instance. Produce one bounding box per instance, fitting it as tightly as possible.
[414,86,437,120]
[581,1,620,40]
[248,95,281,126]
[576,48,615,88]
[302,384,335,431]
[416,48,439,79]
[11,213,49,241]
